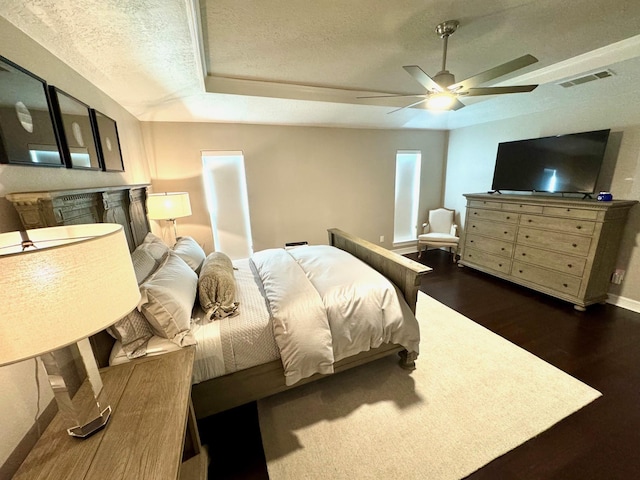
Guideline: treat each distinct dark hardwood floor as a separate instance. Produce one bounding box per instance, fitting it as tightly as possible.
[198,249,640,479]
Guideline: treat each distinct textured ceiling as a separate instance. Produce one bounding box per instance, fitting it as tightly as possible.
[2,0,640,130]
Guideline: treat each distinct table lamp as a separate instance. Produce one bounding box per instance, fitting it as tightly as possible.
[146,192,192,240]
[0,223,140,438]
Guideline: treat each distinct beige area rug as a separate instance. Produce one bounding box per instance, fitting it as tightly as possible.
[257,292,602,480]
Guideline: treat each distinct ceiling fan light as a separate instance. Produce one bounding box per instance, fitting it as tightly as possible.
[426,92,456,110]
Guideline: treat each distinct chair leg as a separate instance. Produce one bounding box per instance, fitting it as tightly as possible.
[417,245,422,259]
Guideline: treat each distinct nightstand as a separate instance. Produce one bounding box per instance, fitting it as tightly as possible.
[14,347,207,480]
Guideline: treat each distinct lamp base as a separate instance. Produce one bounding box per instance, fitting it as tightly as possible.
[67,405,112,438]
[40,338,112,440]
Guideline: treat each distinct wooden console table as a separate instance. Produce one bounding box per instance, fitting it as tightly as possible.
[13,348,208,480]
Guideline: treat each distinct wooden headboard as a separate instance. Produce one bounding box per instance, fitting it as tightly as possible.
[6,184,151,367]
[6,184,151,251]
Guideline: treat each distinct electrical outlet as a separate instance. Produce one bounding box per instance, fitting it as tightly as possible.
[611,269,625,284]
[379,235,385,243]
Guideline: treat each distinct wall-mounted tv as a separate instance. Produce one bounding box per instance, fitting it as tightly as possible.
[491,129,611,194]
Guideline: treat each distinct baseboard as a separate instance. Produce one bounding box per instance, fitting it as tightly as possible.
[392,245,418,255]
[606,294,640,314]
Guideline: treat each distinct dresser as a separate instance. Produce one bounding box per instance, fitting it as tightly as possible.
[459,193,637,310]
[13,348,208,480]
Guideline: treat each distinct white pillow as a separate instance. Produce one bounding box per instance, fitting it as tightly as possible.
[141,232,170,261]
[173,236,206,273]
[139,251,197,346]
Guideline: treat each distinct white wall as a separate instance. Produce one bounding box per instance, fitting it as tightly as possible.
[142,122,448,254]
[0,17,150,470]
[444,103,640,305]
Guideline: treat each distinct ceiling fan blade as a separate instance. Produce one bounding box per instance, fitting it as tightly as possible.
[403,65,443,92]
[465,84,538,96]
[388,98,428,114]
[449,54,538,91]
[450,98,466,110]
[356,93,425,99]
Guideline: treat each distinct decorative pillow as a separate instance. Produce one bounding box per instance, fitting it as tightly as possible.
[107,309,154,359]
[139,251,198,346]
[173,236,206,273]
[198,251,239,320]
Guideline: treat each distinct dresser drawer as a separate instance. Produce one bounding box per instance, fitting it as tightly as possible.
[514,245,586,276]
[501,203,544,214]
[512,261,581,297]
[467,220,517,241]
[520,214,595,235]
[466,234,513,257]
[543,206,598,220]
[517,227,592,256]
[463,248,511,274]
[468,200,503,210]
[468,208,518,223]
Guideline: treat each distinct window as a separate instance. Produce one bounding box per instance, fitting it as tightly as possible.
[202,151,253,259]
[393,150,421,244]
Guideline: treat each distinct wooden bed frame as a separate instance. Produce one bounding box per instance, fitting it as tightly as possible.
[7,185,432,419]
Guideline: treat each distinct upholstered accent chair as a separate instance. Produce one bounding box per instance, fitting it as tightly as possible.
[417,208,459,261]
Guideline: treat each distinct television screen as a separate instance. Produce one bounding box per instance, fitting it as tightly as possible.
[491,129,610,194]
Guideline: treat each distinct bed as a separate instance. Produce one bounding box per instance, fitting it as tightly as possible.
[7,185,432,419]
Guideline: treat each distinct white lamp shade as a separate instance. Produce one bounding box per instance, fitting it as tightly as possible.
[147,192,192,220]
[0,223,140,366]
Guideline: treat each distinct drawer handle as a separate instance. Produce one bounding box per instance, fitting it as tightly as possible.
[504,231,508,235]
[470,240,474,243]
[521,253,526,256]
[566,208,571,212]
[506,216,511,220]
[498,263,502,267]
[501,247,505,251]
[576,225,582,230]
[527,219,532,222]
[525,235,530,239]
[567,264,572,268]
[473,212,478,215]
[572,243,577,248]
[472,225,476,228]
[519,270,523,273]
[563,283,568,288]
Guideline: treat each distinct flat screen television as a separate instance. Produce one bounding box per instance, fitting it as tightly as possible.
[491,129,611,194]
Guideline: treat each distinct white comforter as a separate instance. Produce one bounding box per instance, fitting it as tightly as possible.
[251,245,420,386]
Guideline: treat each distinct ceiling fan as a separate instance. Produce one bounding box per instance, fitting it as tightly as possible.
[359,20,539,112]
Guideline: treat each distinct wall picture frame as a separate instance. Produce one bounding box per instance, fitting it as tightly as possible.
[48,86,101,170]
[91,109,125,172]
[0,55,65,167]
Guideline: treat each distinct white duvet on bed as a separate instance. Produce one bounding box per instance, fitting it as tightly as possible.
[111,247,420,388]
[251,245,420,386]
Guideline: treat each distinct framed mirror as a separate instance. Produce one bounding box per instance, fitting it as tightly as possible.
[0,55,64,167]
[91,109,124,172]
[49,86,101,170]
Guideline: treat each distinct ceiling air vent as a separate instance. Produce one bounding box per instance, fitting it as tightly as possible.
[558,69,615,88]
